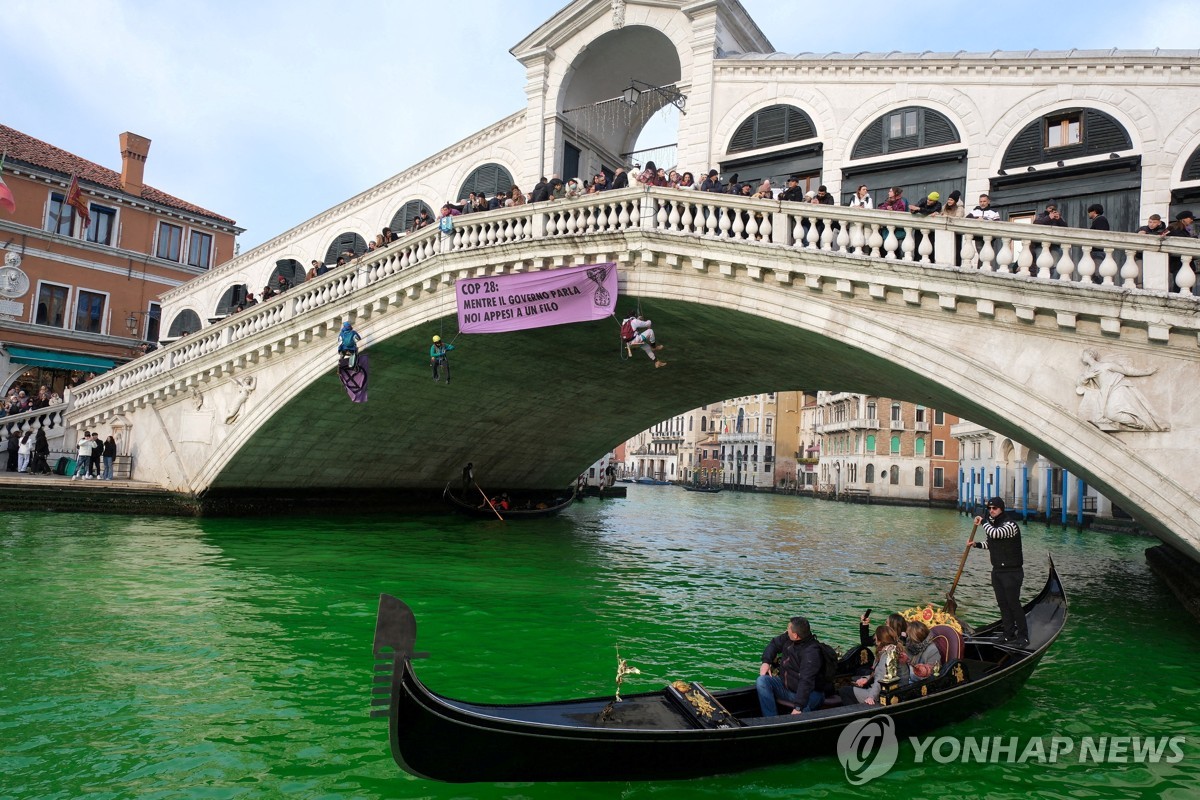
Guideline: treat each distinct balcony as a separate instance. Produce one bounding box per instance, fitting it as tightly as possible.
[914,421,931,433]
[889,420,905,430]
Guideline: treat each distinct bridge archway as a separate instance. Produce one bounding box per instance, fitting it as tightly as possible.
[557,25,683,168]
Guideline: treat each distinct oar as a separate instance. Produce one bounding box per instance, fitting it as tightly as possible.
[476,484,505,522]
[944,521,979,616]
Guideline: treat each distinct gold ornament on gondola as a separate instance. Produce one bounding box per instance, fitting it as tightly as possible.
[614,651,641,702]
[900,603,963,634]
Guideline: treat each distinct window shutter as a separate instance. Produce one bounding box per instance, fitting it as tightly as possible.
[726,105,817,154]
[923,111,959,147]
[852,121,884,159]
[1084,110,1132,154]
[1184,146,1200,181]
[1001,121,1044,170]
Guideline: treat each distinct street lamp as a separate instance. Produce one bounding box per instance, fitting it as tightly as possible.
[619,78,687,114]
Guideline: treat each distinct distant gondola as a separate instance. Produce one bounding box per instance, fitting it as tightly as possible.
[681,484,722,493]
[371,559,1068,783]
[634,477,671,485]
[442,483,575,519]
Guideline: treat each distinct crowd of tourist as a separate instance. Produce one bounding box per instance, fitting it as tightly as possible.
[1,384,64,417]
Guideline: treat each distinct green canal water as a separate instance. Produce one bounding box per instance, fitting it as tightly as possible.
[2,487,1197,799]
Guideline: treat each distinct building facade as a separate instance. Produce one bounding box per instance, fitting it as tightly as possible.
[0,126,240,398]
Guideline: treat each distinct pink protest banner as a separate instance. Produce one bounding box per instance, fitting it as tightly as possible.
[456,262,618,333]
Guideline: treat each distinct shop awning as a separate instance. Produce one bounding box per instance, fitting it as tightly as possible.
[5,345,116,372]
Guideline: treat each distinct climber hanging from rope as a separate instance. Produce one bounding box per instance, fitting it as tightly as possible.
[619,310,666,368]
[430,334,456,383]
[337,320,362,370]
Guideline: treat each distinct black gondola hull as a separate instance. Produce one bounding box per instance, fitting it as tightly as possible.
[375,564,1066,783]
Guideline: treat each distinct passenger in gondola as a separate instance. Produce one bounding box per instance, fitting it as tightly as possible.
[490,493,511,511]
[840,625,908,706]
[901,620,942,681]
[756,616,825,716]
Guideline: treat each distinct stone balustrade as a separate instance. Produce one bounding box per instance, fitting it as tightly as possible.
[70,186,1200,416]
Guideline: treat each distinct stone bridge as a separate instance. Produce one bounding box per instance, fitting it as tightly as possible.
[58,187,1200,556]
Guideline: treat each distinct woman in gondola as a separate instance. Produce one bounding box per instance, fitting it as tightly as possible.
[901,620,942,681]
[841,625,908,706]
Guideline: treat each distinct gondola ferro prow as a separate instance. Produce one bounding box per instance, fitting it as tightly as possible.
[371,594,428,719]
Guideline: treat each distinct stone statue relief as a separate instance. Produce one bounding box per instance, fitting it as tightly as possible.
[611,0,625,28]
[190,387,205,411]
[1075,349,1169,432]
[224,375,256,425]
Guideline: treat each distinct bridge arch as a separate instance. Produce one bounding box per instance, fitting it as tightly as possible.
[324,231,368,264]
[166,308,201,338]
[837,87,983,166]
[984,92,1153,177]
[389,200,434,235]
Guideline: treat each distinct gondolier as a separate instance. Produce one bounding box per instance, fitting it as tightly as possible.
[972,497,1028,648]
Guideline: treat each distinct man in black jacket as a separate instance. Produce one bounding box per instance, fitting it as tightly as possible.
[778,175,805,203]
[972,497,1028,648]
[756,616,824,716]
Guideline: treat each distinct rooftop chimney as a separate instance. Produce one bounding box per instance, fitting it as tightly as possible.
[119,132,151,197]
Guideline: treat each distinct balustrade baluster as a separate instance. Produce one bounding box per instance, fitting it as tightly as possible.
[732,209,746,239]
[618,203,632,229]
[744,212,758,240]
[978,238,996,272]
[583,207,596,233]
[819,220,834,251]
[718,207,732,238]
[1098,249,1118,285]
[917,228,933,263]
[1015,241,1033,276]
[792,214,804,247]
[1119,251,1140,288]
[669,202,682,232]
[759,212,772,243]
[1035,242,1053,279]
[607,204,619,230]
[995,240,1014,274]
[849,222,865,255]
[868,224,883,257]
[835,220,849,252]
[704,205,718,237]
[656,201,669,230]
[960,234,977,269]
[1076,250,1096,284]
[566,211,578,235]
[883,226,899,259]
[680,202,694,234]
[1056,248,1075,282]
[1176,257,1196,295]
[900,225,916,262]
[804,216,820,249]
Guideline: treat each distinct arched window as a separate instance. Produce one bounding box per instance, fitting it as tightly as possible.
[167,309,201,337]
[458,163,513,201]
[324,232,368,264]
[1182,144,1200,181]
[865,464,875,484]
[270,259,305,289]
[890,436,901,454]
[1002,108,1132,170]
[889,466,900,485]
[914,437,926,456]
[701,416,707,432]
[390,200,434,234]
[865,434,876,453]
[216,284,248,316]
[736,408,745,433]
[727,105,816,154]
[915,467,925,487]
[852,106,960,159]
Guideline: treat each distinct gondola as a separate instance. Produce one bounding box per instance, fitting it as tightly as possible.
[634,477,671,485]
[681,484,722,493]
[442,483,575,519]
[371,558,1067,783]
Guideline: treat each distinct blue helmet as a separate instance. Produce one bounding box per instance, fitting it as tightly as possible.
[341,321,352,330]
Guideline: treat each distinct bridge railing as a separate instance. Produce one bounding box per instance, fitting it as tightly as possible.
[70,186,1200,413]
[0,403,70,458]
[643,187,1200,293]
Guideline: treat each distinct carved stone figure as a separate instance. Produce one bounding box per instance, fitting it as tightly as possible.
[611,0,625,28]
[224,375,257,424]
[190,387,205,410]
[1075,349,1169,432]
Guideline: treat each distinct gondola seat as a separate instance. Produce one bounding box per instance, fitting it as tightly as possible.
[928,624,963,664]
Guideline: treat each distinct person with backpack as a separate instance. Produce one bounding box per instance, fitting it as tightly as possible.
[337,321,362,369]
[620,312,666,368]
[755,616,830,716]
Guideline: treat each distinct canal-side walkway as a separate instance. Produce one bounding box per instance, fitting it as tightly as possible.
[0,471,199,515]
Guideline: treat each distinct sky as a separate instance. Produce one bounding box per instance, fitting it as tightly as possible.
[3,1,1197,251]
